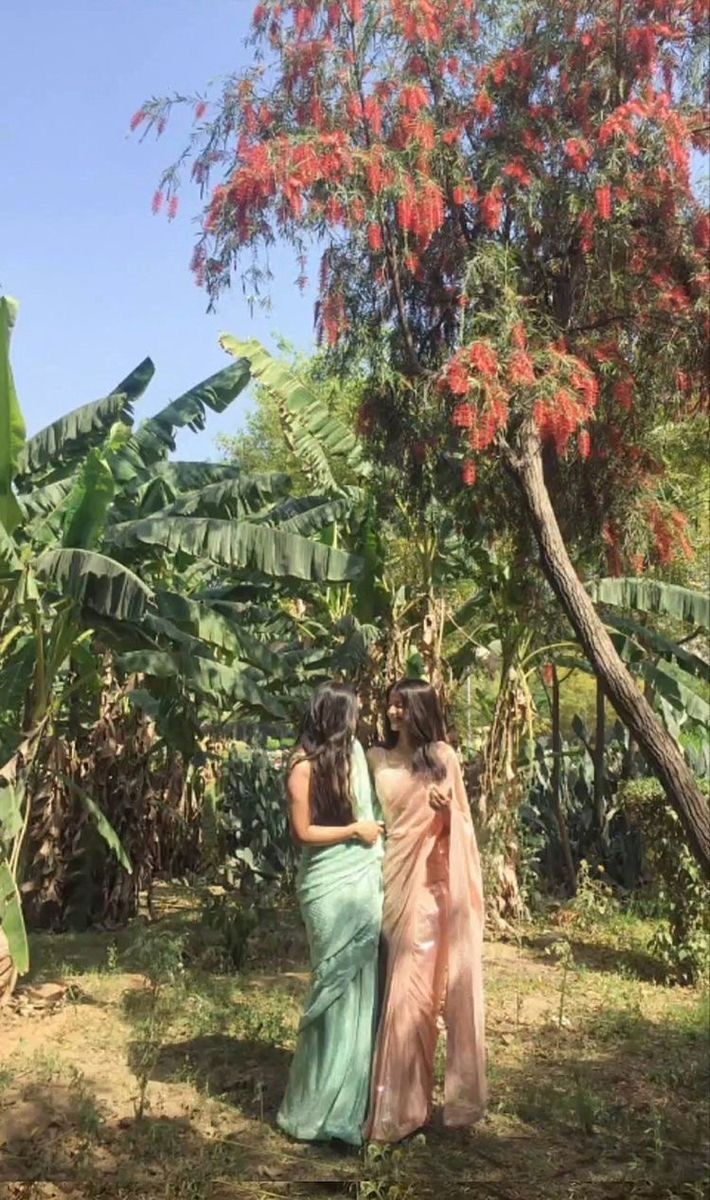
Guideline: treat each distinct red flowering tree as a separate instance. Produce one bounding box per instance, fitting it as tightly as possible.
[135,0,710,871]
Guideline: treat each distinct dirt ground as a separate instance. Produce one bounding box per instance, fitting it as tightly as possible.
[0,886,707,1200]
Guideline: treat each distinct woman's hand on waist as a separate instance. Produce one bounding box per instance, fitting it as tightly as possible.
[352,819,385,846]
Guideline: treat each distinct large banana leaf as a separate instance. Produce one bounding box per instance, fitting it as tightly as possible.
[143,613,210,656]
[607,614,710,684]
[155,590,287,675]
[128,360,251,468]
[592,577,709,629]
[154,473,292,521]
[35,549,153,621]
[0,782,24,848]
[127,460,246,494]
[121,461,248,517]
[0,523,20,575]
[61,448,115,549]
[119,649,288,718]
[111,357,156,404]
[202,597,299,641]
[106,516,362,583]
[82,792,132,873]
[257,495,355,536]
[352,497,389,623]
[15,392,134,485]
[0,637,36,713]
[329,616,380,673]
[126,688,200,757]
[21,476,76,523]
[68,784,133,874]
[0,297,25,536]
[640,660,710,727]
[220,336,365,491]
[0,859,29,976]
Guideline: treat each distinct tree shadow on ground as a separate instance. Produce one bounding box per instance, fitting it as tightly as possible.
[149,1033,291,1119]
[475,1003,709,1193]
[2,999,706,1200]
[522,931,665,982]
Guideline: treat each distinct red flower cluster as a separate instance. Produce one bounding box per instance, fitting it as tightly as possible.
[397,178,445,247]
[367,223,384,251]
[578,211,595,253]
[602,522,623,577]
[391,0,453,44]
[564,138,592,171]
[503,159,532,187]
[468,341,499,378]
[508,350,535,387]
[480,186,504,230]
[400,84,429,116]
[532,355,599,455]
[613,378,635,411]
[452,401,475,428]
[649,504,693,565]
[595,185,612,220]
[511,322,527,350]
[318,289,348,347]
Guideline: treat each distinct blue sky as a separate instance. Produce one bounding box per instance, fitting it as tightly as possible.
[2,0,316,459]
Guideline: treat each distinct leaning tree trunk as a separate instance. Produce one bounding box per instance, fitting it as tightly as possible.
[510,423,710,877]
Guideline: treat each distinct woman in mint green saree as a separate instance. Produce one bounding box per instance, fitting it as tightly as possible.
[277,682,384,1146]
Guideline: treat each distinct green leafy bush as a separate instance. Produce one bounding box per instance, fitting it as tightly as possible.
[197,891,258,972]
[621,778,709,985]
[218,745,296,890]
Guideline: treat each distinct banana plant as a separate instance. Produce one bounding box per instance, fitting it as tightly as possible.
[588,577,710,746]
[219,336,387,659]
[0,300,367,986]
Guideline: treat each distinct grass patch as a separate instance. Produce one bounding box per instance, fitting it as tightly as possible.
[0,884,706,1199]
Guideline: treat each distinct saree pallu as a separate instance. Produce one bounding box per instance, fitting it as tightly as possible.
[366,745,486,1143]
[277,740,383,1146]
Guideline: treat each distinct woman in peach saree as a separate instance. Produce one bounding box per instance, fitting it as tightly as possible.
[365,679,486,1144]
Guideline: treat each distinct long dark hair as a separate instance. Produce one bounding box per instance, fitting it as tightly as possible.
[384,678,448,782]
[292,681,358,825]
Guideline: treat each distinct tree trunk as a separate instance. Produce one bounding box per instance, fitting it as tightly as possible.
[594,679,606,841]
[551,664,577,894]
[510,423,710,877]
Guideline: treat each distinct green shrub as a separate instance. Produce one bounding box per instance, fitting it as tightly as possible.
[621,778,709,985]
[197,891,257,972]
[218,746,296,890]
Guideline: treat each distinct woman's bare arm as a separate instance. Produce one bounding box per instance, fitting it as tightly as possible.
[288,759,381,847]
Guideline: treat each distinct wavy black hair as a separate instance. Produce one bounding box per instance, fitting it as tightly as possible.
[384,677,448,782]
[292,681,358,825]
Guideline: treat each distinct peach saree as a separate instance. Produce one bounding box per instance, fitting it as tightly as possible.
[366,742,486,1143]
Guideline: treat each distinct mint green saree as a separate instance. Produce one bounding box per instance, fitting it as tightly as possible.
[277,740,384,1146]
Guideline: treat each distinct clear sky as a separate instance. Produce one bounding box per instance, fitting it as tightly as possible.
[2,0,316,459]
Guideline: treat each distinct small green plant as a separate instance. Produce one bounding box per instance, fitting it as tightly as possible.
[123,930,187,1120]
[569,858,617,930]
[361,1137,426,1200]
[544,937,576,1028]
[571,1073,610,1135]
